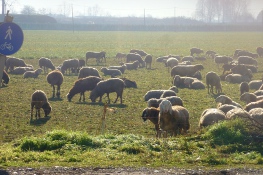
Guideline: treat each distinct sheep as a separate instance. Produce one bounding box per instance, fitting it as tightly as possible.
[206,50,216,57]
[5,57,27,72]
[170,64,204,77]
[1,70,9,86]
[165,57,179,71]
[173,75,195,88]
[205,71,222,94]
[230,64,253,78]
[179,61,192,65]
[240,92,263,104]
[214,55,233,68]
[199,108,226,127]
[158,100,190,137]
[248,80,262,90]
[67,76,102,102]
[23,68,43,78]
[160,90,176,98]
[237,50,258,58]
[120,77,137,88]
[86,51,106,64]
[215,95,242,108]
[101,67,122,77]
[108,65,126,74]
[254,90,263,96]
[9,67,34,75]
[256,47,263,57]
[237,56,257,66]
[248,108,263,127]
[156,55,172,62]
[188,79,206,90]
[90,78,125,104]
[115,53,127,61]
[225,74,251,84]
[190,47,203,56]
[234,49,243,57]
[61,59,79,75]
[225,108,251,120]
[168,86,179,93]
[122,60,140,70]
[78,67,101,79]
[240,82,249,96]
[31,90,52,120]
[143,54,152,69]
[218,104,239,115]
[244,99,263,112]
[78,59,85,68]
[182,56,194,62]
[147,96,183,108]
[38,57,55,74]
[126,53,145,67]
[144,88,178,101]
[130,49,147,57]
[46,70,64,98]
[141,107,160,137]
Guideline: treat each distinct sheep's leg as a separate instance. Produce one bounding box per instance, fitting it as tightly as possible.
[114,93,119,103]
[83,92,85,102]
[30,104,34,120]
[79,92,83,102]
[37,108,41,118]
[52,85,55,98]
[56,85,60,98]
[107,93,110,104]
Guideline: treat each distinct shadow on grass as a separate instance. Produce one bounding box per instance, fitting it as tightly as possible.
[74,101,127,108]
[30,116,51,126]
[0,84,8,88]
[48,97,63,101]
[0,170,8,175]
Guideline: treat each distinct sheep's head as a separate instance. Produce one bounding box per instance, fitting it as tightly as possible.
[89,90,97,102]
[159,100,172,115]
[141,108,149,122]
[42,102,52,117]
[66,93,73,102]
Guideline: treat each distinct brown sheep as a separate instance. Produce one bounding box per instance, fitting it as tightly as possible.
[86,51,106,64]
[130,49,148,57]
[126,53,145,67]
[61,59,79,75]
[31,90,52,120]
[39,57,55,74]
[115,53,127,61]
[190,47,203,56]
[170,64,204,77]
[47,70,64,98]
[90,78,125,104]
[5,57,27,72]
[144,54,152,69]
[67,76,102,102]
[78,67,101,79]
[141,107,160,137]
[205,71,222,94]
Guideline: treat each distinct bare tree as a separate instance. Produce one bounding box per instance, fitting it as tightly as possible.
[21,5,36,15]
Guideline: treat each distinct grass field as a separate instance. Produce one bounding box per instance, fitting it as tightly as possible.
[1,31,263,168]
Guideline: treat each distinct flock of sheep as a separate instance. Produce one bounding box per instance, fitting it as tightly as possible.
[2,46,263,138]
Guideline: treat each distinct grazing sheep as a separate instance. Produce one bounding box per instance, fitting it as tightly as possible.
[214,55,233,68]
[108,65,126,74]
[78,67,101,79]
[147,96,183,108]
[240,92,263,104]
[101,67,122,77]
[237,56,257,66]
[61,59,79,75]
[2,70,9,86]
[67,76,102,102]
[90,78,125,104]
[86,51,106,64]
[23,68,43,78]
[120,77,137,88]
[190,47,203,56]
[160,90,177,98]
[170,64,204,77]
[47,70,64,98]
[182,56,194,62]
[130,49,147,57]
[122,60,140,70]
[126,53,145,67]
[225,74,251,84]
[249,80,263,90]
[205,71,222,94]
[218,104,238,115]
[256,47,263,57]
[10,67,34,75]
[215,95,242,108]
[237,50,258,58]
[234,49,243,57]
[5,57,27,72]
[240,82,249,95]
[244,99,263,112]
[116,53,127,61]
[141,107,160,137]
[31,90,52,120]
[159,100,190,137]
[38,57,55,74]
[230,64,253,79]
[206,50,216,57]
[144,54,153,69]
[226,108,251,120]
[199,108,226,127]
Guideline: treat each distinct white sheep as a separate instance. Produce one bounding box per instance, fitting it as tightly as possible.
[215,95,242,108]
[225,74,251,84]
[199,108,226,127]
[23,68,43,78]
[248,80,263,90]
[240,92,263,104]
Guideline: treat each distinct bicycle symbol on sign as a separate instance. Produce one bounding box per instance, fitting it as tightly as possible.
[0,42,14,51]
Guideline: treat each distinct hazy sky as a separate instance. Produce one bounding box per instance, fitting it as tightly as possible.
[6,0,263,18]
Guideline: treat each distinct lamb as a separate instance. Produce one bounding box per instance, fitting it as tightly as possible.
[130,49,148,57]
[205,71,222,94]
[158,100,190,137]
[240,82,249,95]
[61,59,79,75]
[126,53,145,67]
[215,95,242,108]
[10,67,34,75]
[237,56,257,66]
[78,67,101,79]
[214,55,233,68]
[244,99,263,112]
[141,107,160,137]
[120,77,137,88]
[31,90,52,120]
[1,70,9,86]
[86,51,106,64]
[5,57,27,72]
[199,108,226,127]
[90,78,125,104]
[166,57,179,72]
[170,64,204,77]
[46,70,64,98]
[108,65,126,74]
[38,57,55,74]
[248,80,262,90]
[101,67,122,77]
[225,74,251,84]
[67,76,102,102]
[122,60,140,70]
[256,47,263,57]
[240,92,263,104]
[190,47,203,56]
[144,54,153,69]
[23,68,43,78]
[147,96,183,108]
[115,53,127,61]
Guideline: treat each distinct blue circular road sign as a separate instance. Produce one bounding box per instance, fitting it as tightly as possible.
[0,22,24,55]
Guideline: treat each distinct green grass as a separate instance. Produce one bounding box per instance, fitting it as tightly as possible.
[1,31,263,169]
